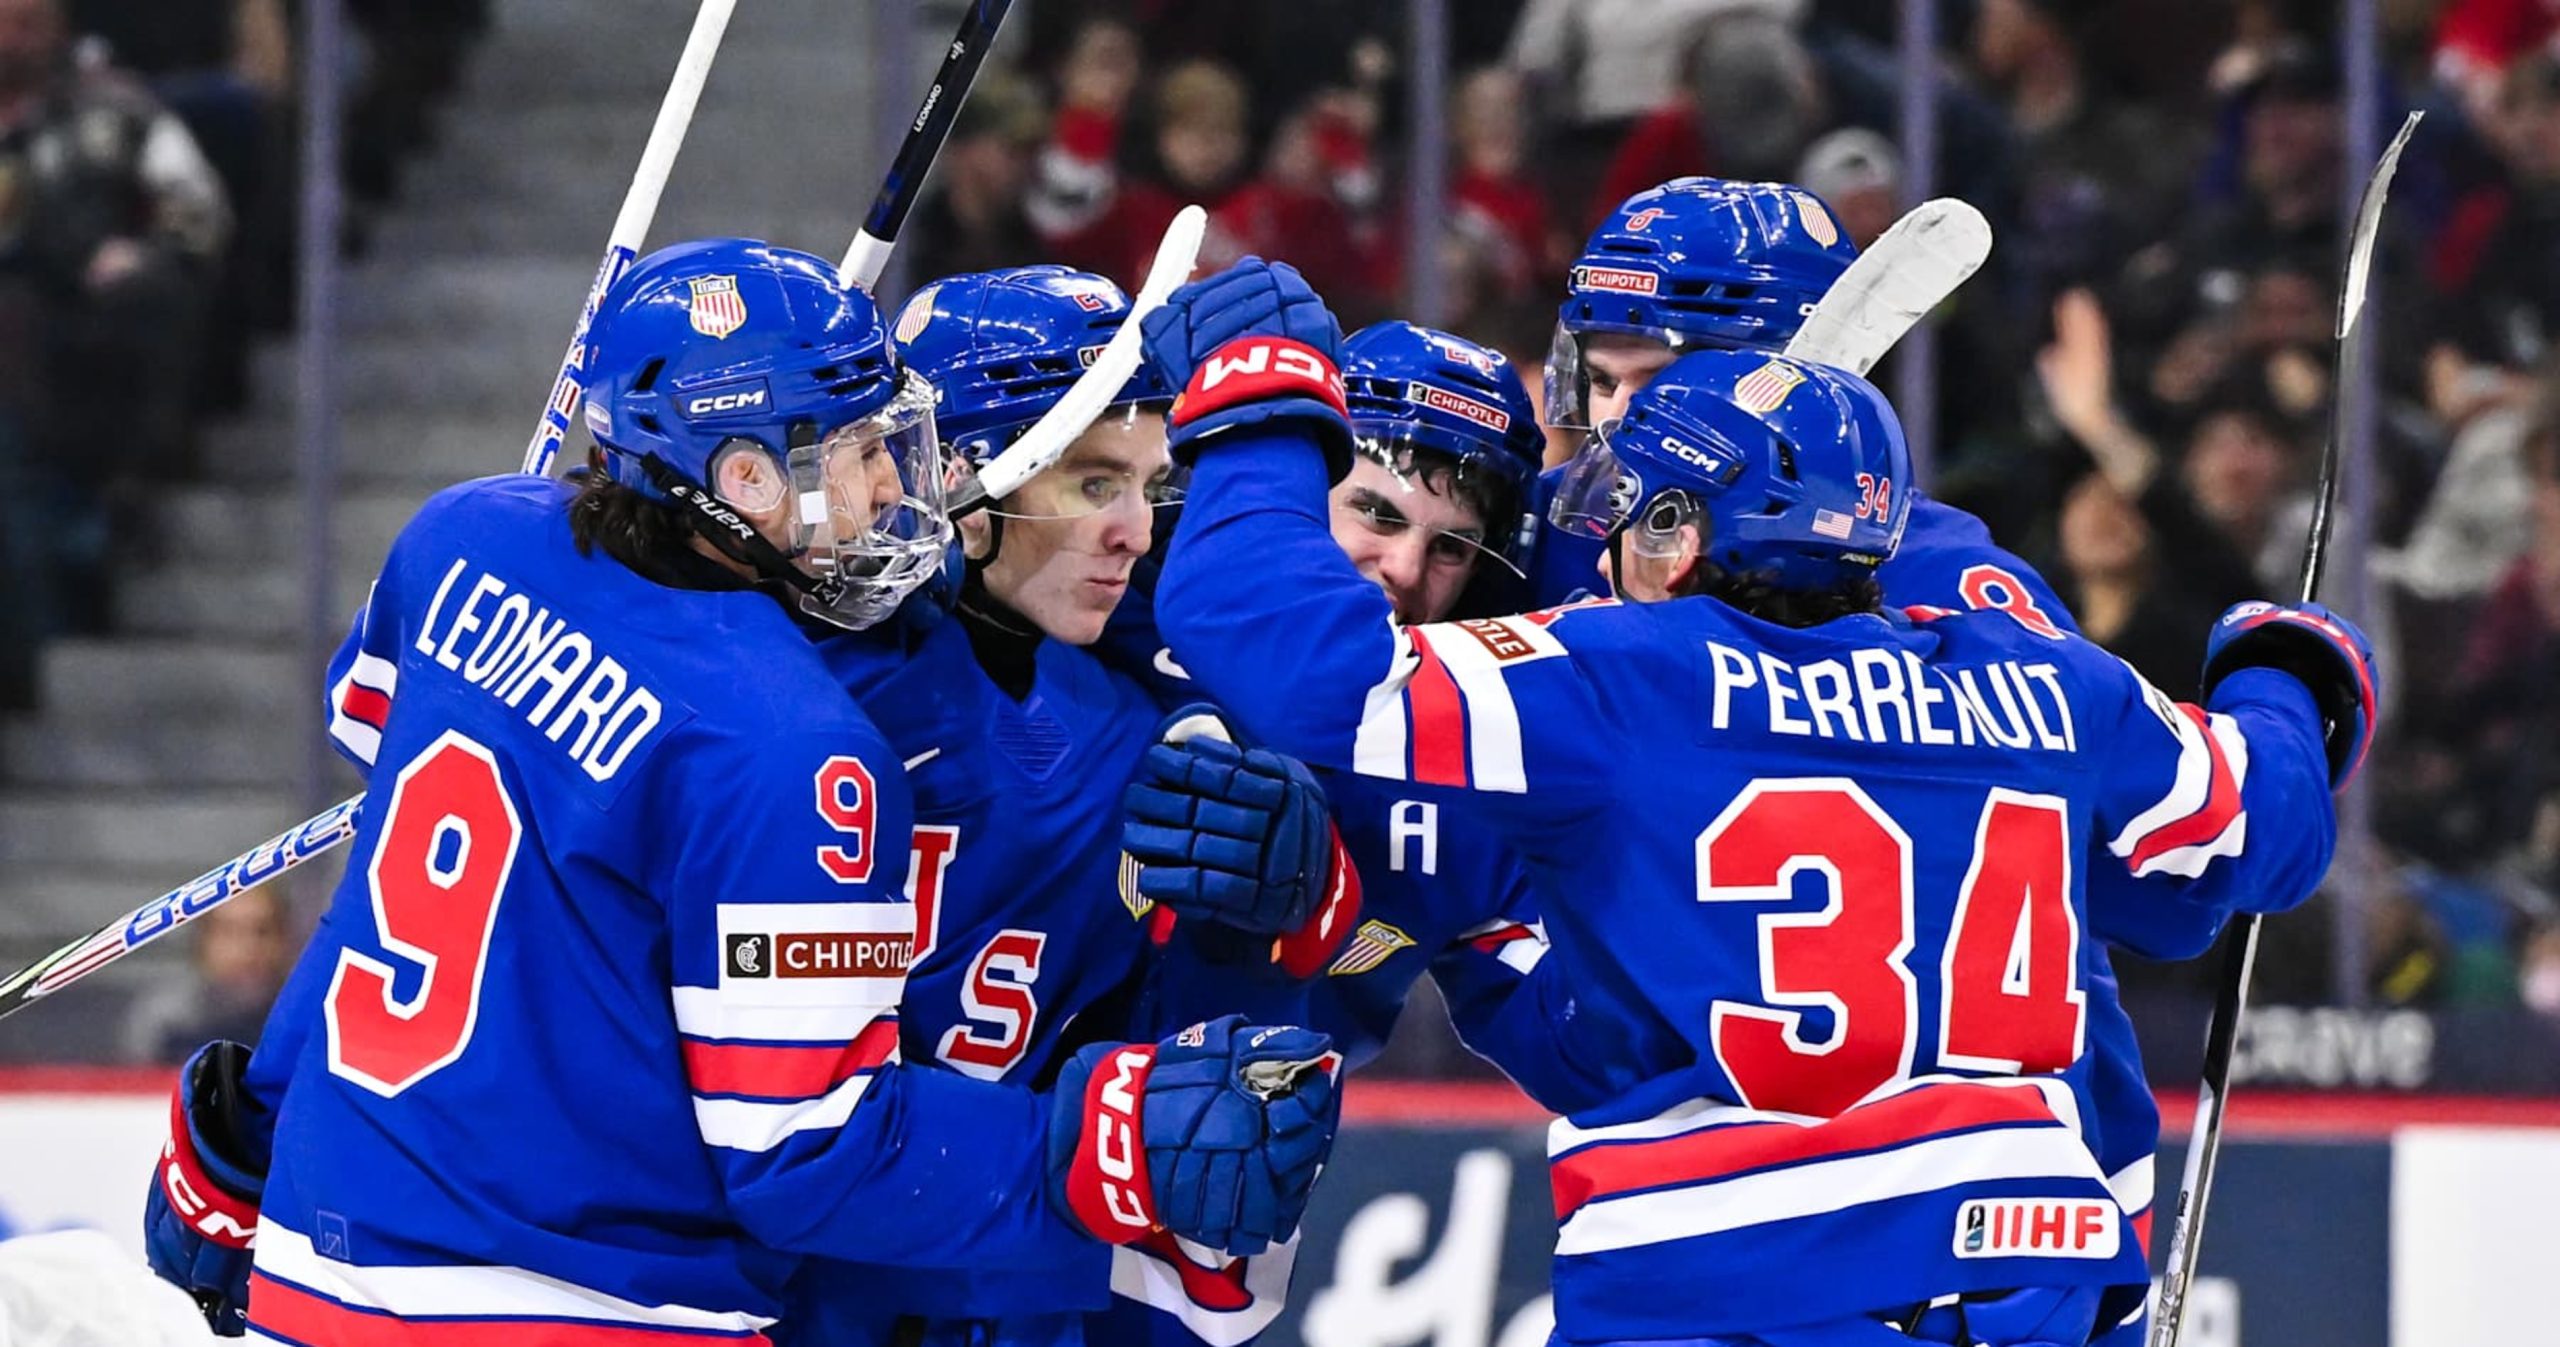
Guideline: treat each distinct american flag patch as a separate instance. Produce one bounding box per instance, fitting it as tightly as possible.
[688,275,748,340]
[1812,508,1856,539]
[1327,920,1416,976]
[894,286,937,343]
[1732,359,1807,414]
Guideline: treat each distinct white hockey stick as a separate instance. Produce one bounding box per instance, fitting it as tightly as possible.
[522,0,738,476]
[1783,198,1993,375]
[948,204,1206,515]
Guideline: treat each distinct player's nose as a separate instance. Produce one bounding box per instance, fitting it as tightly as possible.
[1098,490,1151,556]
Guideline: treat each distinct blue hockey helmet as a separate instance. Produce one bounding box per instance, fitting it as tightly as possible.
[1342,321,1545,564]
[1548,349,1910,592]
[889,264,1173,466]
[1546,177,1858,428]
[581,238,954,630]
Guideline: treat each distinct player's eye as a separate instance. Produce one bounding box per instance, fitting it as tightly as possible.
[1080,475,1124,508]
[1589,369,1619,396]
[1427,532,1484,566]
[1357,501,1411,535]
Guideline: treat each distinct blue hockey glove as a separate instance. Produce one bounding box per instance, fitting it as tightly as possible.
[2200,600,2378,787]
[1124,707,1362,978]
[1139,258,1352,476]
[144,1040,270,1337]
[1049,1015,1341,1257]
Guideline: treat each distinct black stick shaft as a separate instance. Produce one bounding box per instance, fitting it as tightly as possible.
[841,0,1015,291]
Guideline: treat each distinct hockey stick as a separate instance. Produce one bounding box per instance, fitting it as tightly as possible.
[2146,109,2422,1347]
[521,0,739,477]
[0,796,363,1023]
[1783,198,1992,375]
[839,0,1018,291]
[948,203,1207,515]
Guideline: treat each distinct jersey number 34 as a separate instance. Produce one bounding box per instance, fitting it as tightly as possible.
[1700,777,2085,1118]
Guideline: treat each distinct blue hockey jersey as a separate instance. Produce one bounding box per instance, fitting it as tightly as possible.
[1157,436,2341,1340]
[788,614,1170,1334]
[245,476,1097,1345]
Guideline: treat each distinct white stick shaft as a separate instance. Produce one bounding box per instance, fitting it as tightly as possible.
[967,205,1206,505]
[521,0,737,476]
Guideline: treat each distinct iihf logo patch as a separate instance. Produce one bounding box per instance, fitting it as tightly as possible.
[688,275,748,340]
[726,933,771,978]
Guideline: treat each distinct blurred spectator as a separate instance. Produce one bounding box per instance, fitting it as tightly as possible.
[1448,67,1557,305]
[119,887,291,1065]
[1795,126,1898,248]
[2153,40,2346,316]
[1030,43,1388,314]
[907,70,1047,283]
[2037,290,2272,608]
[1591,9,1827,219]
[2434,0,2560,121]
[2428,52,2560,417]
[1969,0,2197,314]
[2049,471,2221,691]
[66,0,293,412]
[0,0,230,620]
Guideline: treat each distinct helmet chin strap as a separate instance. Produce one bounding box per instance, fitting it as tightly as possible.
[636,452,847,608]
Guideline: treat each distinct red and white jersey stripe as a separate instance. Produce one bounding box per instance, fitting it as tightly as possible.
[1110,1231,1299,1347]
[248,1219,776,1345]
[2108,698,2250,880]
[328,648,399,768]
[1547,1077,2103,1258]
[672,901,912,1154]
[1350,614,1574,794]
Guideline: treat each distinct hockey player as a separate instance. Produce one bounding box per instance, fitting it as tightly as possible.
[1140,258,2371,1345]
[1535,176,2213,1343]
[141,241,1341,1342]
[777,263,1214,1347]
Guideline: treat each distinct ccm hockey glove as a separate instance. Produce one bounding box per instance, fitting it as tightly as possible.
[1123,706,1362,979]
[2200,600,2378,787]
[1049,1015,1341,1256]
[1139,258,1353,477]
[144,1040,270,1336]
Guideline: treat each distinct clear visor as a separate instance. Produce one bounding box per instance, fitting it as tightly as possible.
[976,404,1180,523]
[1342,434,1524,581]
[1547,426,1698,560]
[785,371,953,630]
[1542,322,1594,431]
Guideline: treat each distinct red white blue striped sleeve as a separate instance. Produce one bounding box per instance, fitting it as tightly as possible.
[2091,660,2336,916]
[325,583,399,768]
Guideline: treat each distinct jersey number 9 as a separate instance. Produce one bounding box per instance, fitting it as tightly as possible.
[326,731,523,1097]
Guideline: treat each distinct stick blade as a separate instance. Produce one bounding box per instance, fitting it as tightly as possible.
[1785,198,1992,376]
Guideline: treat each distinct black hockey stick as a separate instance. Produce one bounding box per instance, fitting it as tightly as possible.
[838,0,1018,291]
[2146,108,2422,1347]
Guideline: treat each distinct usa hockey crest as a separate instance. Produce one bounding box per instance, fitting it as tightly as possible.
[1732,359,1807,414]
[1792,190,1840,248]
[1327,919,1415,976]
[688,275,748,340]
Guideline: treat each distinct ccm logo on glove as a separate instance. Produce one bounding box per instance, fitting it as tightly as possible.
[1070,1045,1160,1236]
[1176,339,1348,423]
[160,1093,258,1248]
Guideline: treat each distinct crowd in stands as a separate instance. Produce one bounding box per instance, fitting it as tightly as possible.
[920,0,2560,1026]
[0,0,487,714]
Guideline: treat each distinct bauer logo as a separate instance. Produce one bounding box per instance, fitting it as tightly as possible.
[726,933,770,979]
[688,275,748,340]
[1953,1199,2119,1259]
[1416,385,1511,432]
[1571,265,1659,297]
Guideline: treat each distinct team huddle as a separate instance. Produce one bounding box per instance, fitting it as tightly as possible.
[139,177,2375,1347]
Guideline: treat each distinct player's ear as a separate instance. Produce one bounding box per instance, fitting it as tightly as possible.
[1662,521,1706,595]
[711,443,790,529]
[958,507,995,561]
